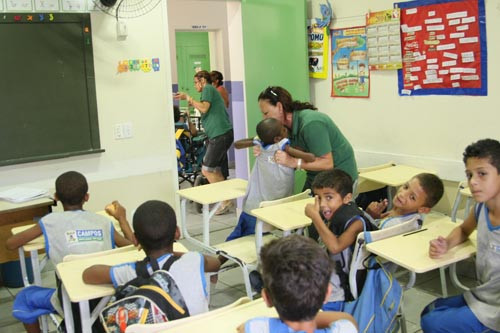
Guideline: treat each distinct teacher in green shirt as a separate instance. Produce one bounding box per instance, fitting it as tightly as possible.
[257,86,357,191]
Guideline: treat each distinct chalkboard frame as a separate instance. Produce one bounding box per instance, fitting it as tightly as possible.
[0,13,103,167]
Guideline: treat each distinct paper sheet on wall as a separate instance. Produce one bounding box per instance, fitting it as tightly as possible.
[35,0,60,11]
[396,0,487,96]
[62,0,87,11]
[331,26,369,98]
[366,9,403,70]
[6,0,33,11]
[308,22,329,79]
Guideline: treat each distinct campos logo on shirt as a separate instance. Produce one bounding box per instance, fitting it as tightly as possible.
[65,229,104,243]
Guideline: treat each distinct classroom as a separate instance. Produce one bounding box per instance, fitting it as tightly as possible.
[0,0,498,332]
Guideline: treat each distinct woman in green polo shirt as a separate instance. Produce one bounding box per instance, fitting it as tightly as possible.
[175,71,234,214]
[257,86,357,191]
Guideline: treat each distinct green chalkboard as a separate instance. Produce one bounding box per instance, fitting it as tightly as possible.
[0,13,103,167]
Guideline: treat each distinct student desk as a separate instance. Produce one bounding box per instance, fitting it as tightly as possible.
[366,217,477,289]
[177,178,247,249]
[162,298,277,333]
[358,164,434,208]
[56,242,188,333]
[251,197,314,257]
[0,197,55,263]
[10,211,123,288]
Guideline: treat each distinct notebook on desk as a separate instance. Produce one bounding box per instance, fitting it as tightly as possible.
[0,187,49,203]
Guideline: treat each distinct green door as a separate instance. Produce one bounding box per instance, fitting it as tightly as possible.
[175,32,210,109]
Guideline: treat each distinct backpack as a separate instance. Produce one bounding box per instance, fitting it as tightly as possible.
[99,255,190,333]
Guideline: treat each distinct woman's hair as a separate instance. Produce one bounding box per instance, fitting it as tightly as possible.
[258,86,317,113]
[210,70,224,86]
[194,70,212,84]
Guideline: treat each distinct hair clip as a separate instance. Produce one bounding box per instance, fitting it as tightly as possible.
[269,88,278,97]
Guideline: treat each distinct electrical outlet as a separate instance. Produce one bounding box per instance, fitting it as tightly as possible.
[122,122,133,139]
[114,124,124,140]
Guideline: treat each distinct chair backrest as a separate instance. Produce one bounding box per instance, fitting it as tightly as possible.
[451,180,474,222]
[62,244,136,262]
[355,162,395,197]
[258,189,311,232]
[348,214,422,299]
[124,296,251,333]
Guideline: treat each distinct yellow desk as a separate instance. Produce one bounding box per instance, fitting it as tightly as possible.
[10,211,123,287]
[163,298,277,333]
[366,217,476,286]
[56,242,187,333]
[0,197,55,263]
[250,197,314,256]
[177,178,247,248]
[358,164,434,187]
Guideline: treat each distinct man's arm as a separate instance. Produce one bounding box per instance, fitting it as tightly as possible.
[285,146,315,163]
[6,224,42,250]
[275,151,333,171]
[82,264,112,284]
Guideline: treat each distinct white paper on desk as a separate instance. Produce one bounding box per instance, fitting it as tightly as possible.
[0,187,49,203]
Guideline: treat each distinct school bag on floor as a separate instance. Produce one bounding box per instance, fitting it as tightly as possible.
[99,255,189,333]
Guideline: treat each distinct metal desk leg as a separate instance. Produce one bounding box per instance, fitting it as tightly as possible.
[79,301,92,333]
[203,203,210,246]
[255,220,264,262]
[31,250,42,286]
[62,284,75,333]
[180,198,188,239]
[18,248,30,287]
[439,266,448,297]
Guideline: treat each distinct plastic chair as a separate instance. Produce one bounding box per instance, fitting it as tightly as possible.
[354,162,394,199]
[212,189,311,299]
[124,296,251,333]
[349,215,423,333]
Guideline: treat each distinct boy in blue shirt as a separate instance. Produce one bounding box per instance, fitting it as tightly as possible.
[7,171,136,333]
[239,235,357,333]
[421,139,500,333]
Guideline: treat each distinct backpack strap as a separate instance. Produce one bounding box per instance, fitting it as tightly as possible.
[161,255,181,271]
[135,254,180,279]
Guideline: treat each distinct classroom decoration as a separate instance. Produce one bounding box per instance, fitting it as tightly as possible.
[366,9,403,70]
[314,0,333,31]
[396,0,487,96]
[117,57,160,74]
[330,26,370,98]
[308,21,329,79]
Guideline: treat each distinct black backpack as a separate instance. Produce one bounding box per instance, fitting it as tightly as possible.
[99,255,190,333]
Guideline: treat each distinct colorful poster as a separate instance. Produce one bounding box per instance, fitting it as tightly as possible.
[396,0,487,96]
[366,9,403,70]
[330,27,369,98]
[308,22,329,79]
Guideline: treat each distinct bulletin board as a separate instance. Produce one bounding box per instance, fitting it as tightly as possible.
[396,0,487,96]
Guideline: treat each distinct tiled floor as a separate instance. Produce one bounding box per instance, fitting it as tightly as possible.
[0,178,478,333]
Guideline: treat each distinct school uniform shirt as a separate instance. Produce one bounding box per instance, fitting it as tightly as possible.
[110,252,208,316]
[463,203,500,331]
[243,138,295,214]
[376,212,423,229]
[39,210,115,266]
[243,317,357,333]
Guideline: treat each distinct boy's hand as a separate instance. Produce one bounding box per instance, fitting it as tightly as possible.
[305,195,321,220]
[105,201,126,221]
[429,236,448,258]
[253,145,262,157]
[366,199,388,219]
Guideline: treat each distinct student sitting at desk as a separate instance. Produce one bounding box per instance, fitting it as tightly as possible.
[226,117,315,241]
[238,235,357,333]
[6,171,136,333]
[83,200,221,317]
[305,169,370,311]
[365,173,444,229]
[421,139,500,333]
[174,105,197,138]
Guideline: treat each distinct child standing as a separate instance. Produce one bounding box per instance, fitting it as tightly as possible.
[365,173,444,229]
[83,200,221,317]
[239,235,357,333]
[421,139,500,333]
[226,117,314,240]
[305,169,367,311]
[7,171,135,333]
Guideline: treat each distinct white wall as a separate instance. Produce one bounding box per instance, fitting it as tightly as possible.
[0,3,178,217]
[308,0,500,182]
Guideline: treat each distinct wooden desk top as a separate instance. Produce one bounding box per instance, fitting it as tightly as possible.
[56,242,188,302]
[359,165,434,187]
[177,178,248,204]
[164,298,277,333]
[251,198,314,232]
[0,197,55,214]
[367,217,477,273]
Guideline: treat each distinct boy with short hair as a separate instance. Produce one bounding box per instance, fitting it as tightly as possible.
[305,169,367,311]
[7,171,135,333]
[421,139,500,333]
[239,235,357,333]
[365,173,444,229]
[83,200,221,316]
[226,117,314,239]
